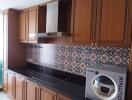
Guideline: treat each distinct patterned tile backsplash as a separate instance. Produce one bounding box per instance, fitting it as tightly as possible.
[27,44,130,76]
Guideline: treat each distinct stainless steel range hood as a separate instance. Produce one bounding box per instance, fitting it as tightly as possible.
[36,0,71,39]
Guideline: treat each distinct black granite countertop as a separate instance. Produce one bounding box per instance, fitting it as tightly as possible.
[8,63,87,100]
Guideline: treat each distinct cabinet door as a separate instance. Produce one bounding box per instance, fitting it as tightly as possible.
[3,70,8,92]
[7,71,15,99]
[57,94,71,100]
[40,87,56,100]
[25,80,38,100]
[127,0,132,47]
[96,0,129,47]
[15,74,25,100]
[28,7,38,42]
[73,0,95,44]
[19,12,27,42]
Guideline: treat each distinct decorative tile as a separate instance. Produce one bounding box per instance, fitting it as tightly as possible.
[89,53,97,61]
[100,54,109,62]
[112,55,123,65]
[26,44,130,77]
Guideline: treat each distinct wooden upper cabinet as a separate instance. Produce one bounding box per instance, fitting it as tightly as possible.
[38,6,47,33]
[19,12,27,42]
[19,6,46,43]
[15,74,25,100]
[57,94,71,100]
[127,1,132,96]
[72,0,130,47]
[28,7,38,42]
[96,0,129,47]
[128,0,132,22]
[127,0,132,47]
[29,9,37,34]
[40,87,56,100]
[73,0,94,44]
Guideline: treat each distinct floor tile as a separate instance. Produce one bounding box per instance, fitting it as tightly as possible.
[0,91,10,100]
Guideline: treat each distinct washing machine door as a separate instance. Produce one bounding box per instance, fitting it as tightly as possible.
[91,74,118,100]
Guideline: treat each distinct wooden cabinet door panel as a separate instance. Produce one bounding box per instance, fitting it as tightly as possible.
[127,0,132,47]
[25,80,38,100]
[57,94,71,100]
[15,74,24,100]
[28,8,38,42]
[40,87,56,100]
[73,0,94,43]
[96,0,128,46]
[29,9,37,34]
[19,12,26,42]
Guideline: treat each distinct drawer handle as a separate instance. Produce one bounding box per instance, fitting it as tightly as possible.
[95,43,97,46]
[91,43,94,46]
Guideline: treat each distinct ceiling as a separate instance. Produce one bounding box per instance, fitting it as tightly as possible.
[0,0,52,11]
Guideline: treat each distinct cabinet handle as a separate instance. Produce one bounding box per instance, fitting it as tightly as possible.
[95,43,97,46]
[35,87,40,100]
[91,43,94,46]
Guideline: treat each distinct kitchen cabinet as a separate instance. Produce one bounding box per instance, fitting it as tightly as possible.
[7,71,15,99]
[19,6,46,43]
[7,71,73,100]
[40,86,56,100]
[95,0,130,47]
[57,94,71,100]
[25,79,39,100]
[72,0,130,47]
[28,7,38,43]
[15,74,25,100]
[127,0,132,99]
[73,0,94,44]
[19,10,28,42]
[127,0,132,48]
[19,1,72,43]
[3,70,8,92]
[7,9,26,67]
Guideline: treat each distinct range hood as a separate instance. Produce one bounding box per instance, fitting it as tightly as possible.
[37,0,71,38]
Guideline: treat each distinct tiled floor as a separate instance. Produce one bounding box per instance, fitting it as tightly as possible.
[0,91,10,100]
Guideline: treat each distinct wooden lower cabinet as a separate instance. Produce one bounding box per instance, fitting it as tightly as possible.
[24,80,72,100]
[40,86,56,100]
[7,71,15,100]
[57,94,71,100]
[7,72,72,100]
[25,79,39,100]
[15,74,25,100]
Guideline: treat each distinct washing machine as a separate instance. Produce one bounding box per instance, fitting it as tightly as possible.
[85,64,128,100]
